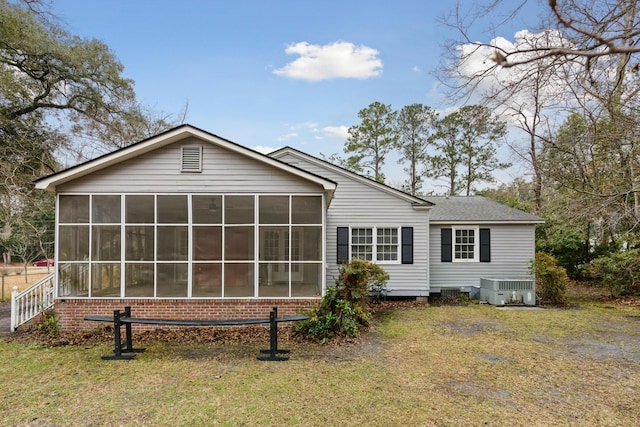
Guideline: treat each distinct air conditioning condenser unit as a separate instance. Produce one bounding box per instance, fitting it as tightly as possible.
[480,278,536,306]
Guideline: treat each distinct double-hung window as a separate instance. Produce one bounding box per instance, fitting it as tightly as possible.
[351,227,399,263]
[441,227,490,263]
[454,228,477,261]
[351,228,373,260]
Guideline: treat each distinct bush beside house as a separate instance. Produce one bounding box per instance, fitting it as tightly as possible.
[294,260,389,342]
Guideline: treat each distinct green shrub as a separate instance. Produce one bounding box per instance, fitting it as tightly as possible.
[531,252,568,305]
[294,259,389,342]
[336,259,389,310]
[591,249,640,297]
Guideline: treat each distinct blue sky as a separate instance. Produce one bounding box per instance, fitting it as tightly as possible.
[53,0,544,188]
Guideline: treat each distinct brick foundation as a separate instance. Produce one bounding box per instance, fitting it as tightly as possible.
[55,298,317,332]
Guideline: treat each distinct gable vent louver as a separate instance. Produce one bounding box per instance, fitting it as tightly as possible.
[181,146,202,172]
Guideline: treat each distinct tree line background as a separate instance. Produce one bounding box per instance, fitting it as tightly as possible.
[324,102,509,197]
[0,0,179,269]
[2,0,639,296]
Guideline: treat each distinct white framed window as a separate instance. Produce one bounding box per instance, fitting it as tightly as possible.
[351,227,399,263]
[453,227,478,262]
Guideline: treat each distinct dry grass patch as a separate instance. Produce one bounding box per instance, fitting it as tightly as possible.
[377,302,640,426]
[2,286,640,426]
[0,267,51,298]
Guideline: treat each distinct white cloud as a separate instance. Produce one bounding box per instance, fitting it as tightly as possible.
[275,132,298,142]
[455,29,577,126]
[252,145,280,154]
[456,30,573,96]
[273,41,383,81]
[297,121,319,131]
[412,65,421,73]
[322,125,349,140]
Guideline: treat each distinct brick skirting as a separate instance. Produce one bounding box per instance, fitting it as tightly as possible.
[55,298,318,332]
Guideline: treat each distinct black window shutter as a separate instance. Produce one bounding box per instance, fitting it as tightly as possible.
[441,228,452,262]
[480,228,491,262]
[401,227,413,264]
[337,227,349,264]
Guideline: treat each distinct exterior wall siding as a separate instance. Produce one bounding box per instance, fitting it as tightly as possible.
[429,224,536,289]
[277,153,429,296]
[57,137,321,193]
[49,138,328,332]
[57,298,315,332]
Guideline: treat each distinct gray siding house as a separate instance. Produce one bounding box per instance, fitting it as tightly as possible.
[425,196,543,298]
[34,125,542,330]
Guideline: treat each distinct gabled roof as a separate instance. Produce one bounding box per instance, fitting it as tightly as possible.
[425,196,544,224]
[34,124,337,197]
[270,146,434,209]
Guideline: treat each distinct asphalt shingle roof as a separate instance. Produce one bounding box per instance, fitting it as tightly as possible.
[425,196,544,223]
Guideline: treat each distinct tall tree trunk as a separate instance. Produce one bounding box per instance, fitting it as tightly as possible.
[411,157,417,196]
[529,120,543,215]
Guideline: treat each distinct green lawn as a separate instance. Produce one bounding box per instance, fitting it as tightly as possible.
[2,295,640,426]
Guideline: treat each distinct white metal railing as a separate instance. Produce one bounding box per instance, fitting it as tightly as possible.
[11,272,55,332]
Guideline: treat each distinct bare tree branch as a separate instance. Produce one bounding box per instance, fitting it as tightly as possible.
[489,0,640,68]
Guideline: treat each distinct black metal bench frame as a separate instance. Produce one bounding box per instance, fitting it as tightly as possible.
[84,306,307,361]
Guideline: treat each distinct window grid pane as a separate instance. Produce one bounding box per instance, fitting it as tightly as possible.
[91,263,120,297]
[192,263,222,297]
[92,225,121,261]
[192,195,222,224]
[157,263,188,297]
[455,229,475,260]
[59,195,89,223]
[225,195,254,224]
[158,195,188,224]
[157,226,189,261]
[192,226,222,260]
[92,195,121,223]
[351,228,373,260]
[59,225,89,261]
[292,196,322,224]
[125,195,154,223]
[259,195,289,224]
[376,228,398,261]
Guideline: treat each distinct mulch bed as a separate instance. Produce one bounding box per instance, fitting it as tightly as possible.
[7,323,281,347]
[6,299,428,348]
[7,285,639,348]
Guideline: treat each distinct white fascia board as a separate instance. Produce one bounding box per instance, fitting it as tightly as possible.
[35,127,188,191]
[35,126,337,195]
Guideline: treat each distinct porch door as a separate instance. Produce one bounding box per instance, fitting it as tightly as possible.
[260,228,302,284]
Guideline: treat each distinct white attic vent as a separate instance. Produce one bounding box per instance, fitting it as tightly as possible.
[181,146,202,172]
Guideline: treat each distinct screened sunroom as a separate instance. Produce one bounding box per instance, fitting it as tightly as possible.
[57,193,325,299]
